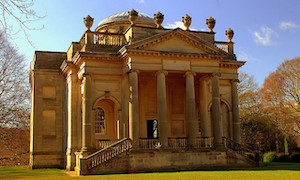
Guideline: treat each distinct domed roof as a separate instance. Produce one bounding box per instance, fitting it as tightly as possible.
[98,12,155,27]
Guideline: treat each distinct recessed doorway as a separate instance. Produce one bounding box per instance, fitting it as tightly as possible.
[147,120,158,138]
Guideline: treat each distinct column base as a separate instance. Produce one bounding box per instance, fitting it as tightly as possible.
[214,143,226,150]
[66,148,76,171]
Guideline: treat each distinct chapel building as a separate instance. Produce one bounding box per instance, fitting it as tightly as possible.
[30,10,257,175]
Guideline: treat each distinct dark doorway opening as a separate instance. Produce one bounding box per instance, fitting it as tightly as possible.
[147,120,158,138]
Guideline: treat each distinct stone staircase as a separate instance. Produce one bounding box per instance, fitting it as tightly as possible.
[76,137,259,175]
[76,138,132,175]
[223,137,260,164]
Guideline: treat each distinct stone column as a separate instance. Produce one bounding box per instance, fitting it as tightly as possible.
[186,71,197,148]
[81,74,92,154]
[156,70,168,148]
[129,70,139,148]
[211,72,223,148]
[66,71,78,170]
[121,75,129,138]
[199,77,211,137]
[231,79,240,143]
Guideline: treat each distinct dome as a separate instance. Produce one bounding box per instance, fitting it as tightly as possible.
[95,11,156,33]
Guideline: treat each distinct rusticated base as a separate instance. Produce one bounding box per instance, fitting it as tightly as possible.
[78,148,257,175]
[30,153,64,169]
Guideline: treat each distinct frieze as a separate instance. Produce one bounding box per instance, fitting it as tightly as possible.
[126,50,224,60]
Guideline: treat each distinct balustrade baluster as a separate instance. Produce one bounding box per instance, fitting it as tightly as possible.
[80,139,133,170]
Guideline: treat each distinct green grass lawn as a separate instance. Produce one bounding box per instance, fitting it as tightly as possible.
[0,163,300,180]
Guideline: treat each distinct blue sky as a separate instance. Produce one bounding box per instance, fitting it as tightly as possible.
[10,0,300,86]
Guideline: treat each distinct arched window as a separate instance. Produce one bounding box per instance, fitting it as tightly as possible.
[95,107,105,134]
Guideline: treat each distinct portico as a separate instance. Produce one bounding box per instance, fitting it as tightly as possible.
[126,69,237,150]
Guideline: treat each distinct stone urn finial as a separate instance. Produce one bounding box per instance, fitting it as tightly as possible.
[128,9,138,25]
[182,14,192,30]
[154,11,164,28]
[206,17,216,33]
[83,15,94,31]
[225,28,234,42]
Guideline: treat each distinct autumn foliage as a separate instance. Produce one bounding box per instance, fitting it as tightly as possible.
[0,127,29,166]
[240,57,300,153]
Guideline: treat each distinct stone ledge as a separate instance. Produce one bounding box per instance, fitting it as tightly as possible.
[78,149,257,175]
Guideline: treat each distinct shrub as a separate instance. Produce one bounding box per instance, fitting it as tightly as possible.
[263,152,279,162]
[278,154,290,162]
[290,153,300,163]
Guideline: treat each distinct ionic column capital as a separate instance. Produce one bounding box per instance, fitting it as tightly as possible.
[212,72,221,77]
[199,75,211,82]
[156,70,168,76]
[185,71,196,77]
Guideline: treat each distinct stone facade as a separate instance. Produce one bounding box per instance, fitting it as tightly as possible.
[30,11,251,174]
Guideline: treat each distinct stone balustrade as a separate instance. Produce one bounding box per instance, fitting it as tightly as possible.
[139,137,214,150]
[222,137,260,163]
[80,31,126,46]
[168,137,188,149]
[214,41,229,53]
[79,138,132,171]
[97,139,119,149]
[195,137,214,148]
[139,138,160,149]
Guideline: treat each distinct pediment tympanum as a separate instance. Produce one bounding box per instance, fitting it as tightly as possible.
[127,28,227,56]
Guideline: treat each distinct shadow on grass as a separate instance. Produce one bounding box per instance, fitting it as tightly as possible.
[0,163,299,179]
[0,166,67,178]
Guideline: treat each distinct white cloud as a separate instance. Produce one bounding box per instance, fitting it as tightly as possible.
[135,0,145,3]
[279,21,300,30]
[235,47,259,62]
[165,21,197,31]
[165,21,186,29]
[253,26,278,46]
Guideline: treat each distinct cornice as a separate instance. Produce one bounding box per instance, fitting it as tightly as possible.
[125,49,224,60]
[72,51,120,64]
[220,61,246,68]
[60,60,78,76]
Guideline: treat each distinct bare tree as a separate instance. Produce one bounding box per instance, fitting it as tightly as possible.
[0,0,42,166]
[0,31,30,165]
[0,31,29,128]
[276,57,300,117]
[0,0,44,42]
[238,71,259,109]
[238,71,280,152]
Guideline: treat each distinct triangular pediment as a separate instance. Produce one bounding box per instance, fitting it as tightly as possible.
[127,28,227,55]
